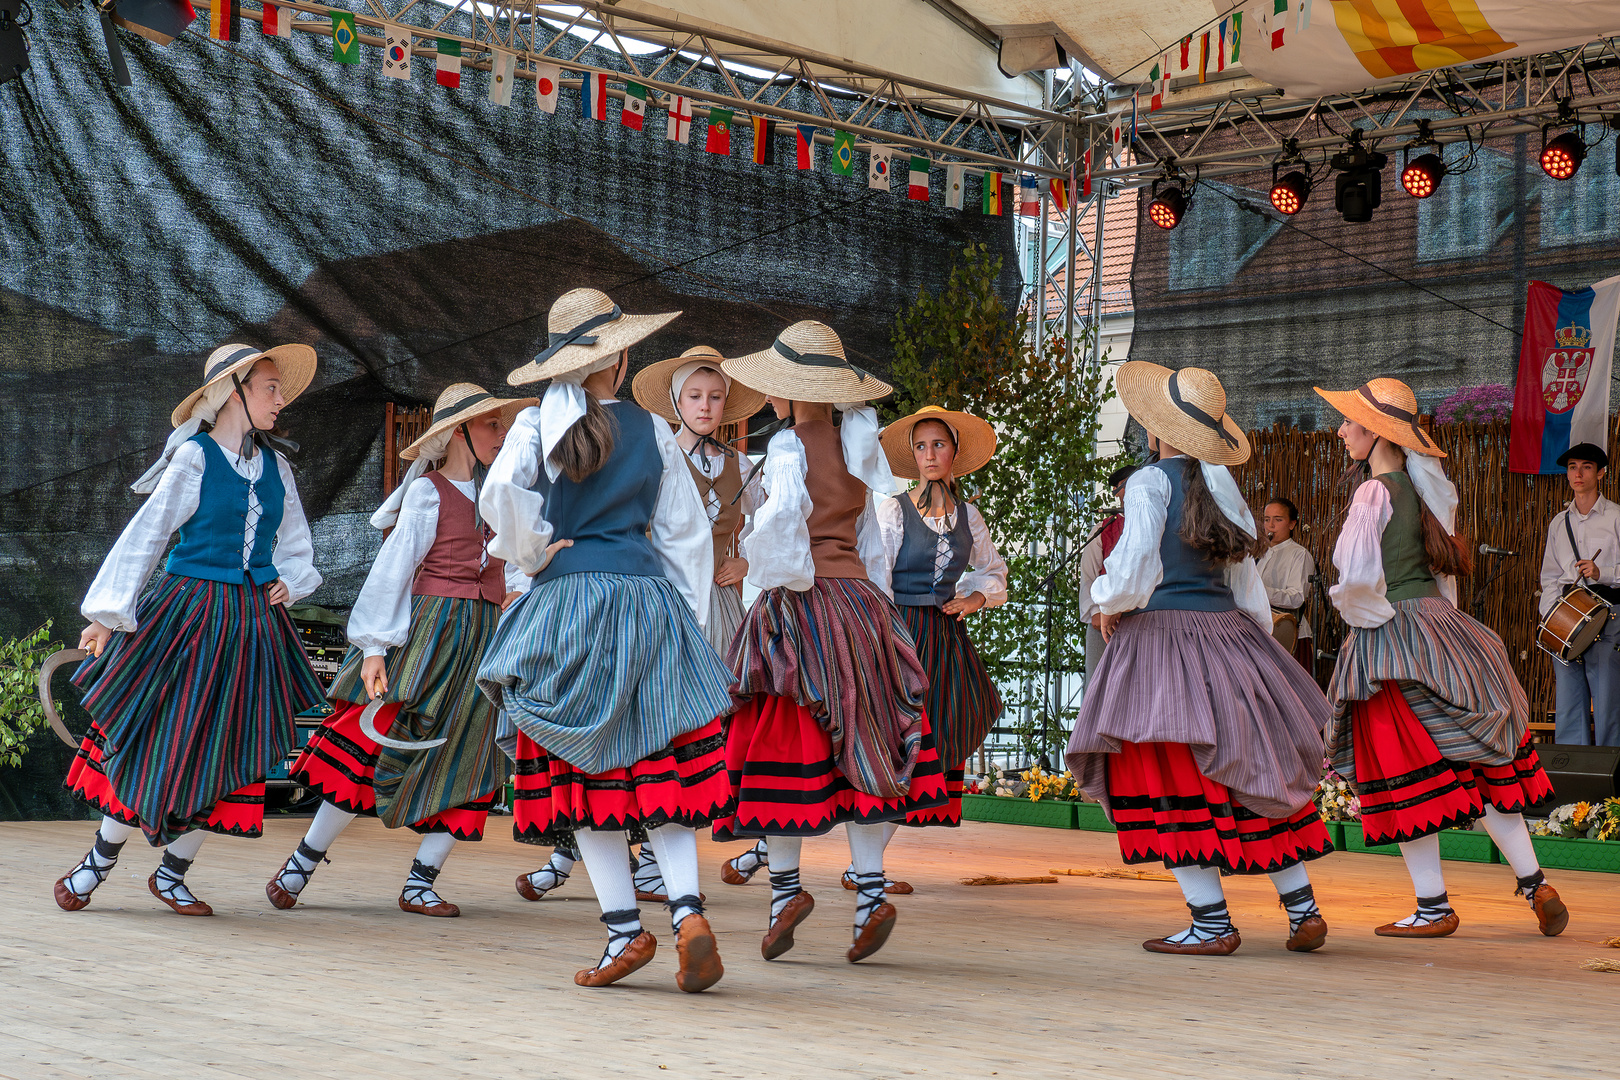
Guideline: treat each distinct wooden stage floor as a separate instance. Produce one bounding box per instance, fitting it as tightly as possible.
[3,817,1616,1079]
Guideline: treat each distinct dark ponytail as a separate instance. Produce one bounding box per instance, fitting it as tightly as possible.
[1178,463,1259,565]
[1420,501,1474,578]
[549,396,619,482]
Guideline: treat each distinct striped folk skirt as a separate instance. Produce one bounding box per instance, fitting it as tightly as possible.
[1109,741,1333,874]
[511,722,732,846]
[897,603,1003,826]
[66,574,324,845]
[476,572,735,775]
[1327,596,1530,782]
[705,582,748,657]
[716,578,948,838]
[296,595,506,836]
[1066,608,1331,823]
[1348,685,1553,845]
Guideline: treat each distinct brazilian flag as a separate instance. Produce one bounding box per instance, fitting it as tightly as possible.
[332,11,359,64]
[831,131,854,177]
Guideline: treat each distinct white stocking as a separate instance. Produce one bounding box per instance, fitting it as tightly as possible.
[414,832,457,871]
[647,823,702,929]
[164,830,208,862]
[573,828,641,959]
[846,822,887,875]
[1479,805,1541,879]
[302,801,357,855]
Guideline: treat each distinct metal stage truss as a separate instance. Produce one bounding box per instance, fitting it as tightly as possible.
[1084,36,1620,191]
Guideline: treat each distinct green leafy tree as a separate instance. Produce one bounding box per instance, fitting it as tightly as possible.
[889,246,1120,767]
[0,622,60,769]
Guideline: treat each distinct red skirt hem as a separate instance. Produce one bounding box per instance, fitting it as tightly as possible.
[1107,740,1332,875]
[711,694,950,840]
[512,718,733,842]
[1350,685,1554,845]
[291,701,494,839]
[65,727,266,841]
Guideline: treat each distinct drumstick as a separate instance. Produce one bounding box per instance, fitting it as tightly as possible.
[1582,549,1603,581]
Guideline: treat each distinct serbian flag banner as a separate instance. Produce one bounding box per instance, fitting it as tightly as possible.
[1509,275,1620,474]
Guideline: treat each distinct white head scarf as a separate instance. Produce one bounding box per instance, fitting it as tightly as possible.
[836,402,898,495]
[369,428,454,530]
[130,378,238,494]
[1198,461,1258,538]
[1404,447,1458,535]
[670,361,731,413]
[539,353,622,482]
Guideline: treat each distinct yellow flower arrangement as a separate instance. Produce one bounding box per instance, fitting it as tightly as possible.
[1571,802,1593,830]
[1022,764,1079,803]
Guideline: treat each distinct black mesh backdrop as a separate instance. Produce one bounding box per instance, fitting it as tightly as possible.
[1128,76,1620,431]
[0,17,1019,816]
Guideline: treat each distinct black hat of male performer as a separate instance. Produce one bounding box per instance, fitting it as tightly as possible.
[1556,442,1609,470]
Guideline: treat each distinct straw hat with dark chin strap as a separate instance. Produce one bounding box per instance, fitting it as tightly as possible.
[880,405,998,480]
[374,383,537,531]
[1313,378,1445,458]
[631,345,768,427]
[1113,362,1250,466]
[506,288,680,387]
[720,321,892,404]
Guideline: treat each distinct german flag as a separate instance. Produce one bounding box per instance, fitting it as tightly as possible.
[751,116,776,165]
[209,0,239,41]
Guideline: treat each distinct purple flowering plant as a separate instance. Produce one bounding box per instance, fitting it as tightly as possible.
[1435,383,1513,425]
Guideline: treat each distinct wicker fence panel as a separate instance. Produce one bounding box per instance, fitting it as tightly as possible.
[1233,419,1620,720]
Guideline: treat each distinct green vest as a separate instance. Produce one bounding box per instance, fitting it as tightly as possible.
[1378,472,1441,603]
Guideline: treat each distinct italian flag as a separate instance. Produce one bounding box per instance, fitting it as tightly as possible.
[435,39,461,87]
[908,156,929,201]
[621,82,647,130]
[1149,56,1168,110]
[1272,0,1288,49]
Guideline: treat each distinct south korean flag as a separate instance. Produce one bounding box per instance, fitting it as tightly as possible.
[383,25,412,80]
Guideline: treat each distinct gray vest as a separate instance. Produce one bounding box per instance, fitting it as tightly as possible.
[1139,458,1236,613]
[889,494,973,607]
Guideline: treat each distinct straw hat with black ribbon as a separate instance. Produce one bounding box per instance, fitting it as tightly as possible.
[132,342,319,494]
[880,405,997,481]
[1113,362,1250,467]
[631,345,767,427]
[1313,377,1446,458]
[720,321,892,404]
[373,383,537,531]
[506,288,682,482]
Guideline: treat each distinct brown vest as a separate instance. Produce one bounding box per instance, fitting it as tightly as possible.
[796,419,868,580]
[684,447,744,575]
[412,472,505,605]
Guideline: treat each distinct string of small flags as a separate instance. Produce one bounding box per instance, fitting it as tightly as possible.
[207,3,1077,218]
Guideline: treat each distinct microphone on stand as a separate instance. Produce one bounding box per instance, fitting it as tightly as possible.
[1479,544,1519,557]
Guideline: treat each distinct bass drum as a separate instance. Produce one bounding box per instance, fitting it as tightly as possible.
[1271,611,1299,652]
[1538,585,1610,663]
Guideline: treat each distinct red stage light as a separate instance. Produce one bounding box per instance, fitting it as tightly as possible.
[1541,133,1586,180]
[1269,171,1311,215]
[1147,186,1186,230]
[1400,153,1446,198]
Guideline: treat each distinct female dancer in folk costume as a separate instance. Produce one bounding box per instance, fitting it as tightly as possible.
[1067,364,1334,956]
[513,346,766,905]
[56,344,325,915]
[267,384,534,916]
[714,321,948,964]
[477,288,735,992]
[1316,378,1567,938]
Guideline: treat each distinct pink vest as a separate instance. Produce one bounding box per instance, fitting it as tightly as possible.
[412,472,505,605]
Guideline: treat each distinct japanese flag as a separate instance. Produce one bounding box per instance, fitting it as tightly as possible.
[534,62,561,113]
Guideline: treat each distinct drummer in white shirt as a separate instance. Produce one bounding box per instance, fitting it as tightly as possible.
[1256,497,1316,674]
[1539,442,1620,746]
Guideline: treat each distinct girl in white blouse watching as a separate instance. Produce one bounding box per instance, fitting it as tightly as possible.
[56,344,324,917]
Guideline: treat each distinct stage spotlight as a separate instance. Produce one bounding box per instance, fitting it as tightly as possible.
[1541,132,1586,180]
[1400,153,1446,198]
[1147,185,1187,230]
[1269,170,1311,215]
[1330,146,1387,223]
